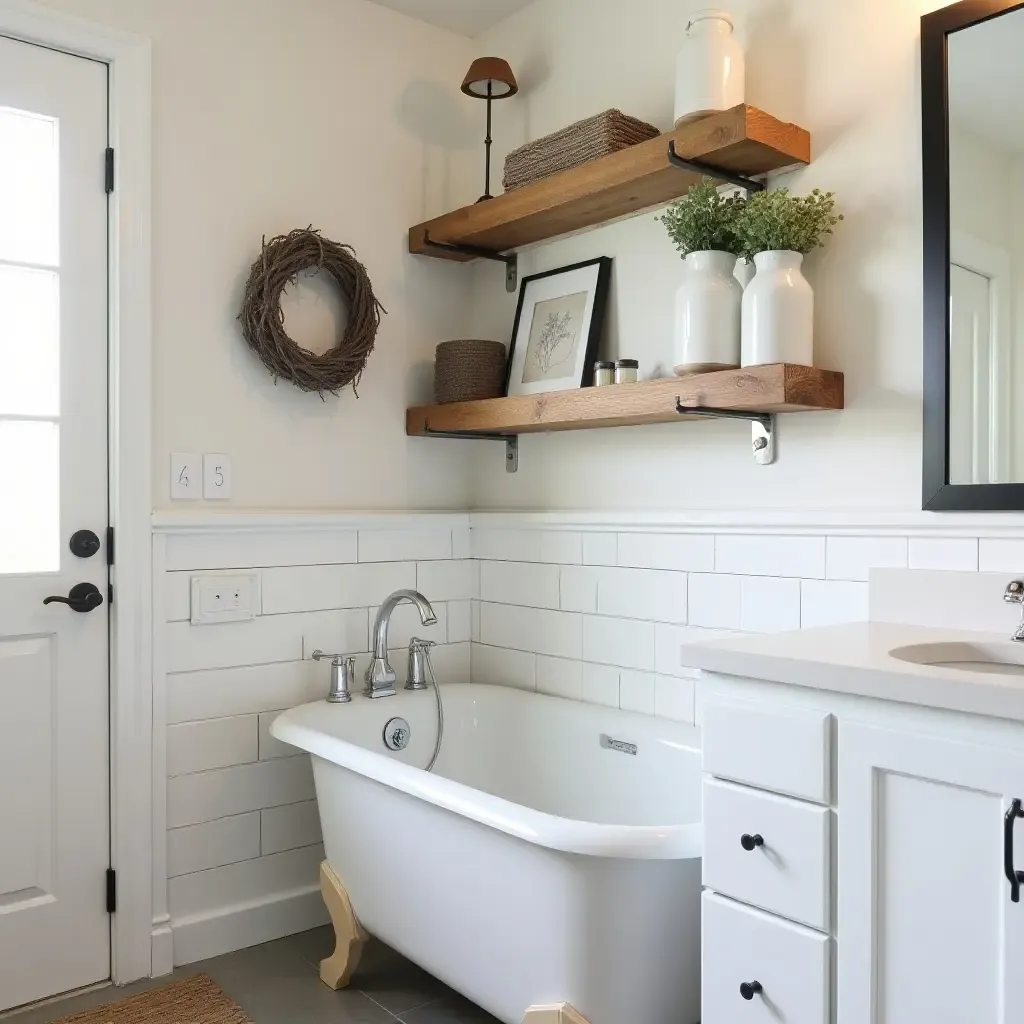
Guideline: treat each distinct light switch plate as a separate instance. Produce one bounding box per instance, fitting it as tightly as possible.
[203,453,231,500]
[190,573,260,625]
[171,453,201,500]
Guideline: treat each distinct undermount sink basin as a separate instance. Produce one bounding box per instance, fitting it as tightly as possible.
[889,641,1024,676]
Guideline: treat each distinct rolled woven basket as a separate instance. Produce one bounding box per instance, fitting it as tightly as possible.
[434,340,507,404]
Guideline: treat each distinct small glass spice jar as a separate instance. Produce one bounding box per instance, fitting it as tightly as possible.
[615,359,639,384]
[593,361,615,386]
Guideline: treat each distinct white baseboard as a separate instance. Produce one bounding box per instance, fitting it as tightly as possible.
[171,885,329,967]
[151,920,174,978]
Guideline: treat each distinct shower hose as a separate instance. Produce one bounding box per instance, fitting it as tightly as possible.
[423,644,444,773]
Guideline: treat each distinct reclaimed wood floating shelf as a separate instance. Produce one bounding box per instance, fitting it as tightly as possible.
[408,105,810,260]
[406,365,844,437]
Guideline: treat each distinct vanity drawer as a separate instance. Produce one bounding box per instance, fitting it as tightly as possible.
[703,777,830,931]
[703,698,832,803]
[702,891,829,1024]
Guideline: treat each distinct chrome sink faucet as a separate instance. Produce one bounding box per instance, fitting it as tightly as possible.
[1004,580,1024,642]
[365,590,437,697]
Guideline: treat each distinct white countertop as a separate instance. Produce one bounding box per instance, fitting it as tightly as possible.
[681,622,1024,723]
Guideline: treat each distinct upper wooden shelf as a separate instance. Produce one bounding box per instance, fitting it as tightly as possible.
[407,365,843,437]
[408,105,810,261]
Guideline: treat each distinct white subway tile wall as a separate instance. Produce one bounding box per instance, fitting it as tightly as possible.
[908,536,979,571]
[159,523,473,964]
[158,516,1024,965]
[465,526,1006,726]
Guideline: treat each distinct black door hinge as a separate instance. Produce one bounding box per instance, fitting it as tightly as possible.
[106,526,114,565]
[106,868,116,914]
[108,583,114,606]
[104,148,115,194]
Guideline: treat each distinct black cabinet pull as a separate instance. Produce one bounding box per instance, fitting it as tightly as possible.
[741,833,764,851]
[43,582,103,613]
[740,981,763,1001]
[1005,799,1024,903]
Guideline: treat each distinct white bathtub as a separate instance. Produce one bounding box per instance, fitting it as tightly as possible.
[271,684,702,1024]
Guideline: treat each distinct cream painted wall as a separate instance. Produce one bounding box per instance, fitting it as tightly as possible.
[465,0,950,511]
[40,0,480,509]
[950,123,1014,254]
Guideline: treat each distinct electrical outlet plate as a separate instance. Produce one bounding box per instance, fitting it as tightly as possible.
[170,453,201,500]
[203,453,232,500]
[190,573,260,625]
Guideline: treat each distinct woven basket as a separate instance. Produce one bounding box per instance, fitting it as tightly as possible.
[503,109,661,192]
[434,340,507,404]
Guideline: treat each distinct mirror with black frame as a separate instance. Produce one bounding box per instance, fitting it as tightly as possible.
[923,0,1024,510]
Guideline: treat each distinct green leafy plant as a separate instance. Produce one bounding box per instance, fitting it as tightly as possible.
[734,188,842,258]
[657,179,746,258]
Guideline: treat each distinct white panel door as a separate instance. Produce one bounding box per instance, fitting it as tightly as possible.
[0,36,110,1011]
[838,721,1024,1024]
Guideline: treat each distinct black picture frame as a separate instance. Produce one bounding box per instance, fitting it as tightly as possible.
[503,257,613,396]
[922,0,1024,510]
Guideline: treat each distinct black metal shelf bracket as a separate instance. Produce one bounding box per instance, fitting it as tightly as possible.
[667,141,767,193]
[675,398,775,465]
[421,232,518,292]
[423,426,519,473]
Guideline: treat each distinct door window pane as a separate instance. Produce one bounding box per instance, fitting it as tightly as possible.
[0,107,58,267]
[0,266,59,417]
[0,421,59,574]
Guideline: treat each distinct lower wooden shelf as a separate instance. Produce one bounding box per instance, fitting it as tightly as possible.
[406,364,843,437]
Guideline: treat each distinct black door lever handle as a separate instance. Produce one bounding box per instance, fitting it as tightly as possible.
[43,582,103,613]
[1005,799,1024,903]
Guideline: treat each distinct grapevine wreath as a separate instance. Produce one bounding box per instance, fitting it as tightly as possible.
[238,227,385,396]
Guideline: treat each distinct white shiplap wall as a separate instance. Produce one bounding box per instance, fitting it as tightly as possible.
[153,515,473,967]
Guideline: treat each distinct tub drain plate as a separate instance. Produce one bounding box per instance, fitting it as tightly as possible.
[383,717,411,751]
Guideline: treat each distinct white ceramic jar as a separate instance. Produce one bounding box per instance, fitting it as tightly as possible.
[741,250,814,366]
[673,250,742,375]
[674,10,745,128]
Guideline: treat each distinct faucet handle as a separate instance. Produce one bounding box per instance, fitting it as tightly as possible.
[312,650,346,663]
[1005,581,1024,605]
[406,637,436,691]
[323,655,355,704]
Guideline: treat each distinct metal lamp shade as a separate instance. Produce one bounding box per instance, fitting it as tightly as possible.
[461,57,518,99]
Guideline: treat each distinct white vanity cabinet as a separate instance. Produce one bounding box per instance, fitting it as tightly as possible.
[838,721,1024,1024]
[701,698,835,1023]
[701,684,1024,1024]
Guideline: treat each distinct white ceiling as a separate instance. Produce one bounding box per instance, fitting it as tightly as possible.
[948,8,1024,155]
[365,0,535,37]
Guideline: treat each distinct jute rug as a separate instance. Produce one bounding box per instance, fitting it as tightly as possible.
[48,975,251,1024]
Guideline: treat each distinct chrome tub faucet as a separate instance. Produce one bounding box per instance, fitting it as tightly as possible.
[311,651,356,703]
[1005,580,1024,642]
[366,590,437,697]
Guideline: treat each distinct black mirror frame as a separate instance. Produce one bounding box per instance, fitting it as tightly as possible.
[922,0,1024,510]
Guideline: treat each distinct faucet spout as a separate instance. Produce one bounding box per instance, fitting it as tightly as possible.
[366,590,437,697]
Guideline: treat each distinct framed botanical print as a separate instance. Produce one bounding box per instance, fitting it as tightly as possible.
[504,257,612,397]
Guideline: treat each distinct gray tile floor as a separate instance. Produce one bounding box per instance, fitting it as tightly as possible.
[4,927,501,1024]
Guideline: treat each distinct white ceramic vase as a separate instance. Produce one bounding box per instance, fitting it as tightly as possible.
[673,250,742,375]
[674,10,745,128]
[741,250,814,367]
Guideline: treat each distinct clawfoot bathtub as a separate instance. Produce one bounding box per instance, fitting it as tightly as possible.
[272,683,702,1024]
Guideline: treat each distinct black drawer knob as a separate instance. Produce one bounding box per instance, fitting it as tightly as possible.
[740,981,763,1001]
[740,833,764,851]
